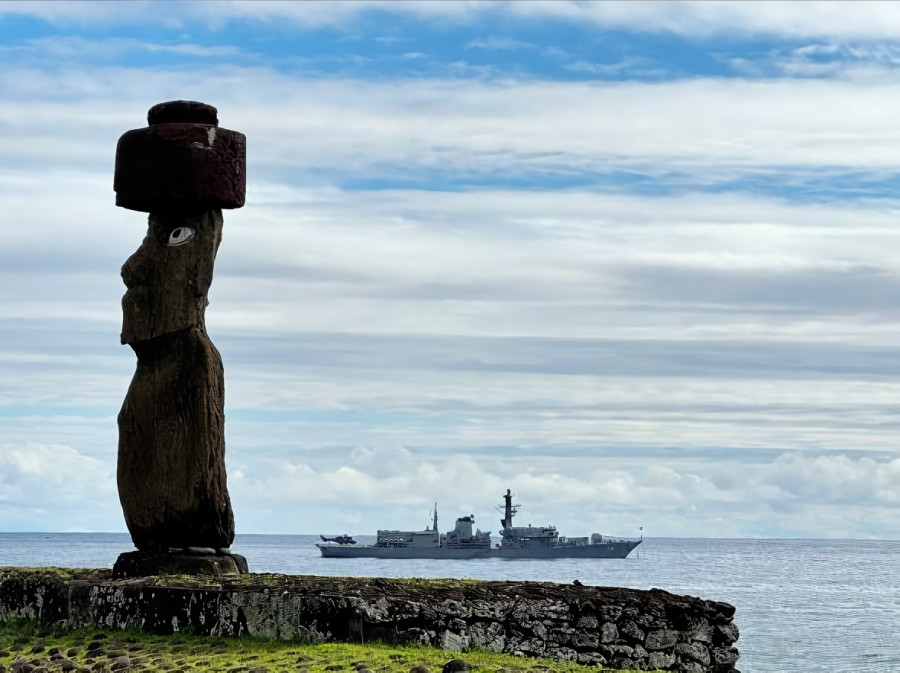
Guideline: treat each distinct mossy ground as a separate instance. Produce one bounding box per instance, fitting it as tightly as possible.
[0,620,640,673]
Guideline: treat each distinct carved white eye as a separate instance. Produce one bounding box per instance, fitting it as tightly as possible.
[168,226,195,247]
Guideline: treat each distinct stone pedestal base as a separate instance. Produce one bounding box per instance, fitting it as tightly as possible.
[113,551,249,579]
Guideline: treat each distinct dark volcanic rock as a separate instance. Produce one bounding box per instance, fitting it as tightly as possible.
[109,656,130,671]
[114,112,245,212]
[646,628,678,651]
[441,661,470,673]
[112,552,242,579]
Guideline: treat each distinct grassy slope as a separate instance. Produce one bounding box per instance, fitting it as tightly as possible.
[0,620,645,673]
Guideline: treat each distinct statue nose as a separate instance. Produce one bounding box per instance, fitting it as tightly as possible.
[121,244,149,287]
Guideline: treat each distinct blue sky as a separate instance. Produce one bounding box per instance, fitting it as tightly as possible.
[1,1,899,539]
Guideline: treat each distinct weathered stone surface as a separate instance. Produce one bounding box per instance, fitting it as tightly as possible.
[571,629,598,649]
[690,621,713,643]
[714,622,740,644]
[575,650,606,666]
[576,614,598,629]
[148,100,218,126]
[649,651,676,669]
[114,100,246,213]
[0,569,71,624]
[185,548,216,556]
[676,642,712,667]
[600,621,618,644]
[438,631,466,651]
[117,212,233,552]
[112,552,241,580]
[227,554,249,574]
[465,621,504,652]
[109,655,130,671]
[620,619,645,642]
[646,628,679,651]
[0,569,740,672]
[713,646,740,666]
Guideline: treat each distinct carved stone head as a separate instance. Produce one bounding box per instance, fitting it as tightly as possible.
[120,210,222,344]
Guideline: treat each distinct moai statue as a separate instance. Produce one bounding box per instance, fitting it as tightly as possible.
[112,100,248,578]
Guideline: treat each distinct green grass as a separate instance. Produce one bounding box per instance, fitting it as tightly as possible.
[0,620,642,673]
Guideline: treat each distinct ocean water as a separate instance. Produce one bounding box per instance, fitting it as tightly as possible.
[0,534,896,673]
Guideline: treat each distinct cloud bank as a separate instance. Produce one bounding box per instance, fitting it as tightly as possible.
[0,2,898,538]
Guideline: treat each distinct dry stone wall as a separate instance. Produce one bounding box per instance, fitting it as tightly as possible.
[0,568,739,672]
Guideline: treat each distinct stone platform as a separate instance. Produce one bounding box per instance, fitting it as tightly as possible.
[112,551,249,579]
[0,567,740,672]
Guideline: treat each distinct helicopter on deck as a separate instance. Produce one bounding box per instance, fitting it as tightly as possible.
[319,534,357,545]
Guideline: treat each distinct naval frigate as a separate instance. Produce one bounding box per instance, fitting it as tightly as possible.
[316,504,494,559]
[495,489,641,558]
[316,490,641,559]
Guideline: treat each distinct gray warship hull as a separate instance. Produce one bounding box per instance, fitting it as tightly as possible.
[317,539,640,559]
[497,539,640,559]
[316,544,495,559]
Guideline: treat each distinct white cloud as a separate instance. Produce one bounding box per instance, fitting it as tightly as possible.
[563,57,662,76]
[540,1,900,39]
[9,67,900,183]
[0,443,118,530]
[7,36,247,60]
[7,1,900,40]
[228,446,900,538]
[727,42,900,79]
[770,453,900,506]
[465,36,533,51]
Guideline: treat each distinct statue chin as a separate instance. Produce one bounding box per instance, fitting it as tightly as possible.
[120,297,206,347]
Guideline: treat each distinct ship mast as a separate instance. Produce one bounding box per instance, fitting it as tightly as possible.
[433,502,438,531]
[498,489,520,530]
